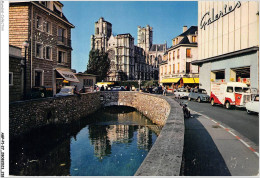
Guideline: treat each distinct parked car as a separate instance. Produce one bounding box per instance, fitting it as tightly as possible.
[111,86,126,91]
[245,94,259,114]
[55,86,75,97]
[30,86,53,99]
[188,88,210,103]
[174,88,189,99]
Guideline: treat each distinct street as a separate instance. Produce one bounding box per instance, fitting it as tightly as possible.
[176,98,259,147]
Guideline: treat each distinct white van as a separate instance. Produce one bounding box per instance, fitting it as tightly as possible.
[210,82,251,109]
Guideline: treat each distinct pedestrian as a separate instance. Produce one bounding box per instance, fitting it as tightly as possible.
[101,85,105,91]
[105,86,108,91]
[163,85,167,96]
[81,85,86,93]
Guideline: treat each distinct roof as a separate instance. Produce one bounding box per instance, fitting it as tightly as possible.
[149,44,166,52]
[179,26,198,37]
[75,73,98,77]
[11,1,75,28]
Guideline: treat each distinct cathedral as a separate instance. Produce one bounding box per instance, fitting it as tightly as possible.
[90,17,167,81]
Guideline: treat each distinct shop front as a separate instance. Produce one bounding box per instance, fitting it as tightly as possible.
[194,1,259,94]
[194,48,259,94]
[55,68,79,94]
[160,78,180,91]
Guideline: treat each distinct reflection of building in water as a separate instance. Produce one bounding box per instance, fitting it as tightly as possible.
[88,125,111,160]
[107,125,130,143]
[137,126,153,151]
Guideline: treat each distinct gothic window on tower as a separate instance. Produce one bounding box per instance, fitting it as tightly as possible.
[141,32,145,43]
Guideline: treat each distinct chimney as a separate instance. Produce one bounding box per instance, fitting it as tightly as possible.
[183,26,187,32]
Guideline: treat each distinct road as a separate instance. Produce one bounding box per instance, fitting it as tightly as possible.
[176,98,259,147]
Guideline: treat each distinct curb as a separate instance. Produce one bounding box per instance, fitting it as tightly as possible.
[189,109,259,157]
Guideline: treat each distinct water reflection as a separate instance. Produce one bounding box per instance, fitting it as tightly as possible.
[10,106,161,176]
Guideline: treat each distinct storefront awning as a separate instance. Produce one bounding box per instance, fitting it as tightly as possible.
[182,78,199,84]
[96,82,114,85]
[161,78,180,83]
[56,69,79,83]
[194,78,199,83]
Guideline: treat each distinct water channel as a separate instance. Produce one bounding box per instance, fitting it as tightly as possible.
[10,106,162,176]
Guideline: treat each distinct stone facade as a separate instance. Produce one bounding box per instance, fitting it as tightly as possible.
[9,92,101,138]
[9,45,24,102]
[90,17,112,52]
[101,92,171,125]
[107,33,135,81]
[9,1,75,96]
[90,18,166,81]
[10,92,184,176]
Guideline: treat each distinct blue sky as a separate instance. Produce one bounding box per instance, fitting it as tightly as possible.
[62,1,198,73]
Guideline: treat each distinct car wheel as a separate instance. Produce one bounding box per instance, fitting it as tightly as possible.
[225,102,231,109]
[211,99,215,106]
[40,92,45,98]
[188,97,191,101]
[197,97,201,103]
[246,109,251,114]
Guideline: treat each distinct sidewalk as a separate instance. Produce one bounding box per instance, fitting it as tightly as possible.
[180,109,259,176]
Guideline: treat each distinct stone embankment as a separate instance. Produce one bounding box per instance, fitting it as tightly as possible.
[9,91,184,176]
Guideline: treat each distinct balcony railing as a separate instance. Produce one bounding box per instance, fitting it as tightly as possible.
[57,36,71,47]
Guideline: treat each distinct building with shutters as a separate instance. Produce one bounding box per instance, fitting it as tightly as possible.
[159,26,199,90]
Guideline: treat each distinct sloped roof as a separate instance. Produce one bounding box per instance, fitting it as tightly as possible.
[179,26,198,37]
[149,44,166,52]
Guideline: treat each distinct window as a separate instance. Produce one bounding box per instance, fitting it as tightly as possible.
[35,70,42,87]
[9,72,13,86]
[36,16,43,30]
[186,49,191,58]
[58,27,66,41]
[177,49,180,59]
[96,27,99,34]
[58,50,66,63]
[83,79,93,86]
[173,51,175,59]
[36,43,43,58]
[173,64,175,73]
[186,62,191,73]
[192,36,197,43]
[227,87,233,93]
[169,65,171,74]
[45,21,51,34]
[45,46,51,60]
[169,53,171,61]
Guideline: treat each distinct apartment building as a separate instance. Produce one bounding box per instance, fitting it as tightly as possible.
[9,1,77,96]
[160,26,199,89]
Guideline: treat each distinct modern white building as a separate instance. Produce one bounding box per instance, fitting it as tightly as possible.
[193,1,259,93]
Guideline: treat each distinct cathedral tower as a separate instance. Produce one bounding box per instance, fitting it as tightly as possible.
[137,25,153,53]
[91,17,112,52]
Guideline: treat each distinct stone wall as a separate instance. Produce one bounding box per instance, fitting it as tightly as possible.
[100,91,184,176]
[9,92,101,138]
[101,91,170,125]
[10,91,184,176]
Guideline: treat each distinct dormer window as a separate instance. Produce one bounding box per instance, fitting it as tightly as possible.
[192,36,197,43]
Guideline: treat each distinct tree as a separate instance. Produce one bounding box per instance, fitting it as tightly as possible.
[85,49,110,82]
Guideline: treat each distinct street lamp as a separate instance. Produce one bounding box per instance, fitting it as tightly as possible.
[22,40,29,99]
